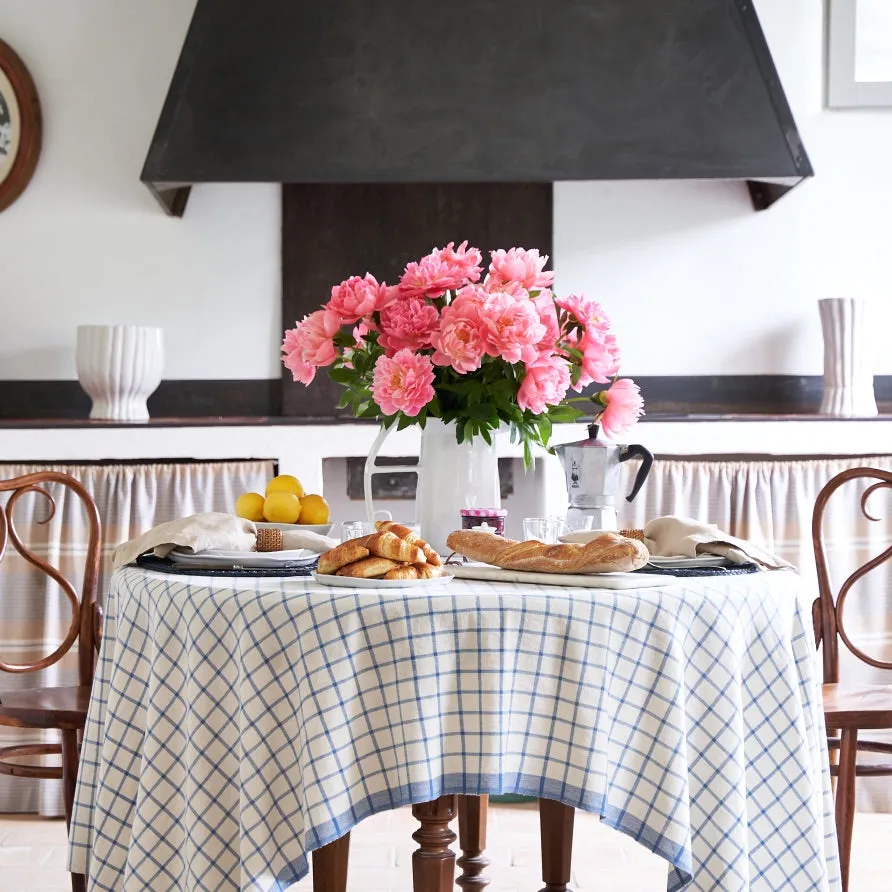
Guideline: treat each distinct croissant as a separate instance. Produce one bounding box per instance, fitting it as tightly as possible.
[445,529,649,574]
[365,531,426,564]
[374,521,442,566]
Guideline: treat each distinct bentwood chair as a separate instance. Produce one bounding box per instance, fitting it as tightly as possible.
[0,472,101,892]
[812,466,892,892]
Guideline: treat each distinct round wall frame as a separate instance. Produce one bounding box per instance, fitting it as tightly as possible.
[0,38,42,213]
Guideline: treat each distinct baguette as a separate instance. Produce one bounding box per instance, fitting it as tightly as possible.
[445,529,648,574]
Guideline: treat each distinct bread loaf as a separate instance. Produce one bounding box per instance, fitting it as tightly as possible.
[445,529,648,574]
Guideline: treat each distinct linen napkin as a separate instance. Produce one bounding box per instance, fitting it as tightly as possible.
[112,512,338,569]
[643,515,793,570]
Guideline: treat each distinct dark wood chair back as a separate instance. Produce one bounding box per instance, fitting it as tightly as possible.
[812,466,892,685]
[0,471,102,688]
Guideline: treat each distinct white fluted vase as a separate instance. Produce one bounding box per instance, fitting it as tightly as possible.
[818,299,878,417]
[76,325,164,421]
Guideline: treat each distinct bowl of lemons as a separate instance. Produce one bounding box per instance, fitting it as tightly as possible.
[235,474,333,535]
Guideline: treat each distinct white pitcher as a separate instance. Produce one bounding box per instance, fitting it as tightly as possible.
[364,417,501,555]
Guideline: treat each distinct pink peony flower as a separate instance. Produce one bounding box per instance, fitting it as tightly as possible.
[517,357,572,415]
[533,291,560,356]
[597,378,644,439]
[487,248,554,291]
[431,293,487,373]
[328,274,388,323]
[555,293,611,338]
[281,310,341,385]
[378,297,441,355]
[352,319,376,350]
[398,241,483,299]
[371,349,436,417]
[571,330,621,390]
[477,290,547,364]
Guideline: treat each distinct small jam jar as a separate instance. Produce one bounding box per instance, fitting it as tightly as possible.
[460,508,507,536]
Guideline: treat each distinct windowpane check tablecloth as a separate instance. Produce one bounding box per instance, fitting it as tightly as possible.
[68,568,840,891]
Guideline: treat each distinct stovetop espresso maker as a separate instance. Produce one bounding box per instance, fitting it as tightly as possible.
[552,424,654,531]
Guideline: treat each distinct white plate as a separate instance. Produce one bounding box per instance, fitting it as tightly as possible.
[168,549,319,569]
[646,555,729,569]
[256,522,334,536]
[314,572,454,589]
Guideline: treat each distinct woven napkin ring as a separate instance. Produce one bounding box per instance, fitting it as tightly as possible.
[255,528,283,552]
[618,529,645,541]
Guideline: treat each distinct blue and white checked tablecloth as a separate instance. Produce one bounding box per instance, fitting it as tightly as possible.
[68,567,840,891]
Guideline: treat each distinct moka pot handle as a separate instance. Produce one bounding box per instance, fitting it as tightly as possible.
[618,444,654,502]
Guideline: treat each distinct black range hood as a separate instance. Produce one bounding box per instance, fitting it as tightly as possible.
[141,0,812,216]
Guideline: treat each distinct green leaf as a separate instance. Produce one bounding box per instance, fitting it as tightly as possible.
[328,367,355,384]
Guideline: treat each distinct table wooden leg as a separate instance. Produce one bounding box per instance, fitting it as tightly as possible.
[457,794,490,889]
[412,795,457,892]
[312,832,350,892]
[836,729,858,892]
[538,798,575,892]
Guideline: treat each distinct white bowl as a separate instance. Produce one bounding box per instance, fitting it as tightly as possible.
[255,522,334,536]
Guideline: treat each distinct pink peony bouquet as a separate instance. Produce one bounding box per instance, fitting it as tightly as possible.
[282,243,643,463]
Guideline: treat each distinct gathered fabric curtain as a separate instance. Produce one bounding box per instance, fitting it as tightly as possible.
[618,453,892,811]
[0,460,275,815]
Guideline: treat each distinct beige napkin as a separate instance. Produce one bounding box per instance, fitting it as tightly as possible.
[643,516,793,570]
[112,512,338,569]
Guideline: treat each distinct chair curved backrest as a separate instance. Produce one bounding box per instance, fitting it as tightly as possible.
[0,471,102,688]
[812,466,892,685]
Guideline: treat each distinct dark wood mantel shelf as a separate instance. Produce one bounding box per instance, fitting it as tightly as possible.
[0,414,891,430]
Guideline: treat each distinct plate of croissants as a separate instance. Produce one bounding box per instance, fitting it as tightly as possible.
[314,521,452,588]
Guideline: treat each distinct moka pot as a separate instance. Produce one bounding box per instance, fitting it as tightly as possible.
[552,423,654,531]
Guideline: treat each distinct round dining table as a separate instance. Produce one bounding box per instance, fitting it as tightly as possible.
[68,565,840,891]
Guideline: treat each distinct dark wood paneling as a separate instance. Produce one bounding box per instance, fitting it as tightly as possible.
[0,375,889,422]
[281,182,554,417]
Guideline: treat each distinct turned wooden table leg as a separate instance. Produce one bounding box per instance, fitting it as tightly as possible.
[312,832,350,892]
[538,798,575,892]
[457,794,490,889]
[412,795,457,892]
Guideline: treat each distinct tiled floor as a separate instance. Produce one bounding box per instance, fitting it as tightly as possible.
[1,804,890,891]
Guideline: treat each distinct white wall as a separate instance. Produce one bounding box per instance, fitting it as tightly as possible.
[0,0,889,381]
[0,0,281,380]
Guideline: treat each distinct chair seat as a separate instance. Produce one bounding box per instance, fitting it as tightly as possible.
[0,684,92,730]
[823,683,892,730]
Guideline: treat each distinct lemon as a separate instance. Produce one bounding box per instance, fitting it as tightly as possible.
[298,493,330,525]
[262,491,302,524]
[265,474,305,498]
[235,492,266,522]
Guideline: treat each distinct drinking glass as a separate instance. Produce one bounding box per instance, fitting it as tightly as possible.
[341,521,376,541]
[523,517,565,543]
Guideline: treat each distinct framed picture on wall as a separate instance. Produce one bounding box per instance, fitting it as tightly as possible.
[0,38,41,213]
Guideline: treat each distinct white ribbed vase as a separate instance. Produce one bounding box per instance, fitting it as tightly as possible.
[76,325,164,421]
[818,298,878,417]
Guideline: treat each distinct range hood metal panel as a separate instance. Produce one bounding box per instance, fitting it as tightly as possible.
[142,0,811,207]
